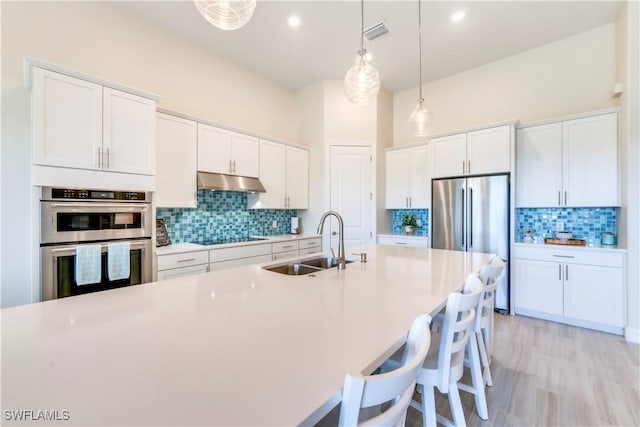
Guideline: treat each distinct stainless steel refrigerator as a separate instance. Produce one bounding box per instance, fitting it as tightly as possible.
[432,174,510,312]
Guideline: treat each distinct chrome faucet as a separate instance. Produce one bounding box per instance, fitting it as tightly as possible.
[317,211,346,269]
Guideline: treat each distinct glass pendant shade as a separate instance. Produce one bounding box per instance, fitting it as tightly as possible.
[408,99,433,137]
[193,0,256,31]
[344,50,381,106]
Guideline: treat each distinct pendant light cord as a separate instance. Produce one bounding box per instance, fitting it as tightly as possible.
[418,0,423,100]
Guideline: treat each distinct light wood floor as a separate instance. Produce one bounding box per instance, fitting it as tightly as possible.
[318,314,640,426]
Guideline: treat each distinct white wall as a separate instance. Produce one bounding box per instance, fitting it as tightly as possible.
[376,87,394,234]
[393,24,618,145]
[1,1,298,308]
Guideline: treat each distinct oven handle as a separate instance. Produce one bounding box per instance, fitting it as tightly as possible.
[49,240,151,253]
[49,203,149,210]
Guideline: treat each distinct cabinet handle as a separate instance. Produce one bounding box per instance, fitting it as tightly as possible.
[282,245,293,249]
[232,160,236,173]
[287,196,290,207]
[177,258,196,263]
[229,160,233,174]
[409,197,412,208]
[106,148,111,169]
[564,191,568,205]
[97,147,102,169]
[552,254,574,258]
[462,160,466,174]
[395,242,408,245]
[558,191,561,206]
[558,264,562,280]
[467,160,471,174]
[565,264,569,281]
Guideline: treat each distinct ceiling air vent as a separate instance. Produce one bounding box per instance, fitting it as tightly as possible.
[364,21,391,42]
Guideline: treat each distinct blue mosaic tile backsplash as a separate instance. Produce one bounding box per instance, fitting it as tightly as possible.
[516,207,617,243]
[156,190,297,243]
[391,209,429,236]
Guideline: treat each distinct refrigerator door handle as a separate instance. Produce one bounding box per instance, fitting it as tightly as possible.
[469,188,473,248]
[461,188,465,247]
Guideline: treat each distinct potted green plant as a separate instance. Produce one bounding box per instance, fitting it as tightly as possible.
[401,214,420,235]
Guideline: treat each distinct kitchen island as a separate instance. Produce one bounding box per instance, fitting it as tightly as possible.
[1,244,493,426]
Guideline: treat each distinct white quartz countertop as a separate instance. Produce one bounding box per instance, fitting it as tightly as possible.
[377,233,429,239]
[1,245,493,426]
[156,233,320,255]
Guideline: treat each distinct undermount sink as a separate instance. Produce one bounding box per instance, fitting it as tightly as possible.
[263,256,354,276]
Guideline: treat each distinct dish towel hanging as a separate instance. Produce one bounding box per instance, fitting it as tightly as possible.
[107,242,130,281]
[75,245,102,286]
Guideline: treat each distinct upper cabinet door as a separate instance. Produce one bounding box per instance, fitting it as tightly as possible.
[516,123,563,207]
[257,139,286,208]
[197,124,233,174]
[430,133,467,178]
[103,87,156,175]
[156,113,197,208]
[32,67,103,170]
[385,150,410,209]
[231,133,259,178]
[563,113,618,207]
[286,145,309,209]
[467,125,510,175]
[408,145,430,209]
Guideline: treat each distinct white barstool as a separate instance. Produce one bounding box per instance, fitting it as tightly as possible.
[338,314,432,426]
[381,274,483,426]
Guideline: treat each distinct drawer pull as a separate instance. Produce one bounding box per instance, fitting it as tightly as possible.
[552,255,575,258]
[281,245,293,249]
[177,258,197,263]
[395,242,408,245]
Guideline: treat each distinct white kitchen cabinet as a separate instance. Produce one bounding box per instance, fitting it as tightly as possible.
[32,67,156,176]
[385,145,430,209]
[157,250,209,281]
[430,125,511,178]
[516,112,619,207]
[272,241,299,260]
[102,87,156,175]
[286,146,309,209]
[515,123,563,207]
[377,235,430,248]
[298,237,322,255]
[155,113,197,208]
[197,123,259,178]
[32,67,103,170]
[514,245,625,334]
[209,243,272,271]
[247,141,309,209]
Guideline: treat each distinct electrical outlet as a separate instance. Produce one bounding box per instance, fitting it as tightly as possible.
[555,221,564,232]
[416,219,422,227]
[272,220,278,229]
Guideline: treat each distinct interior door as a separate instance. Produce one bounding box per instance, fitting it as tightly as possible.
[330,146,373,251]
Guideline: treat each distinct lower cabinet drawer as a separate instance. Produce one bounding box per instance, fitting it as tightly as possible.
[299,247,320,256]
[272,241,300,253]
[157,251,209,270]
[209,243,271,263]
[157,264,209,281]
[298,237,322,250]
[209,254,273,271]
[272,250,299,261]
[377,236,429,248]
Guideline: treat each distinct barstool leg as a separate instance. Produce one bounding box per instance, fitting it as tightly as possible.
[477,330,493,387]
[468,333,489,420]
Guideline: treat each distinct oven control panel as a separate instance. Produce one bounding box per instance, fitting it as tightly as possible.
[49,188,147,201]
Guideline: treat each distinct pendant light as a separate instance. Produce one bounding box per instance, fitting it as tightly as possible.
[344,0,380,106]
[193,0,256,31]
[408,0,433,136]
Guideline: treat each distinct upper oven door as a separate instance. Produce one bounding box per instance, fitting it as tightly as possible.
[41,201,152,244]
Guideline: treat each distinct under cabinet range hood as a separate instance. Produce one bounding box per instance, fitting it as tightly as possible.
[197,172,266,193]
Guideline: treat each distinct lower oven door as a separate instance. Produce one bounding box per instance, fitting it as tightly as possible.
[40,239,152,301]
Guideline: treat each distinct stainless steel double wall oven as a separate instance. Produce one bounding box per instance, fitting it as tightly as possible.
[40,187,153,301]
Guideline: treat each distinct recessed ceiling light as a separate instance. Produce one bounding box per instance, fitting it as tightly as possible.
[288,15,301,27]
[451,11,466,23]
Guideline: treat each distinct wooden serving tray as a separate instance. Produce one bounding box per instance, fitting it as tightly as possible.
[544,237,586,246]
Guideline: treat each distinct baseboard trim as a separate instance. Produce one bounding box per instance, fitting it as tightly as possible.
[625,327,640,344]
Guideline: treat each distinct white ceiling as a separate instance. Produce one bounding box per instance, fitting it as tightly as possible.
[120,1,621,93]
